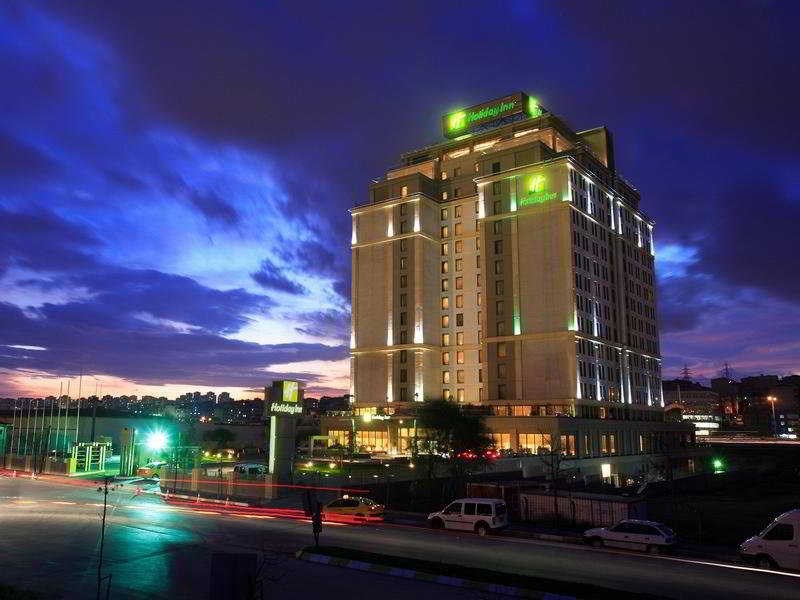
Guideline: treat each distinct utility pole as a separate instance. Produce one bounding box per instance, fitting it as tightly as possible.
[97,476,112,600]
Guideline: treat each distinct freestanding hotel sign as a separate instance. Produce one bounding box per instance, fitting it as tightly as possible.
[266,380,301,483]
[443,92,543,138]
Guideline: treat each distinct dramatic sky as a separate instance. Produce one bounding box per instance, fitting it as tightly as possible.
[1,1,798,399]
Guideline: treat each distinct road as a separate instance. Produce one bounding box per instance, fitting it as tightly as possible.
[1,475,798,600]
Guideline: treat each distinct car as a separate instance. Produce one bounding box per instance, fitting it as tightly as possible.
[427,498,508,536]
[136,461,167,479]
[324,496,384,519]
[584,519,676,553]
[739,509,800,570]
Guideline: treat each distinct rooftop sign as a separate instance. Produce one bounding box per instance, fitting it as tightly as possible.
[442,92,543,139]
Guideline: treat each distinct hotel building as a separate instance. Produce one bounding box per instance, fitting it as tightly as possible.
[325,93,695,480]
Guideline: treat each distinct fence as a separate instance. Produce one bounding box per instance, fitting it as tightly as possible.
[518,491,647,527]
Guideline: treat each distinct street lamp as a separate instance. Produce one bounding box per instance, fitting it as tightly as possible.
[145,430,168,451]
[767,396,777,437]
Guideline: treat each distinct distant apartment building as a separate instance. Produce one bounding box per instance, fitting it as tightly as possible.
[663,379,721,436]
[324,92,695,480]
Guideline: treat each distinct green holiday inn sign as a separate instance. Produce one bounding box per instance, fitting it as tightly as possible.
[518,174,557,207]
[443,92,543,138]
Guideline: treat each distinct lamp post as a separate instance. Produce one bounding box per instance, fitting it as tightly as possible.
[767,396,777,437]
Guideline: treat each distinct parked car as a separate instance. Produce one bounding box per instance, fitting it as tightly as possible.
[584,519,676,553]
[232,463,268,477]
[324,496,384,519]
[427,498,508,536]
[739,509,800,570]
[136,461,167,479]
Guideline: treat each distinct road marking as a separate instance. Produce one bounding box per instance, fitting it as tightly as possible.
[51,501,76,505]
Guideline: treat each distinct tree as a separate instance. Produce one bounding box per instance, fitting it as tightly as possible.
[202,427,236,449]
[534,439,568,527]
[417,399,493,482]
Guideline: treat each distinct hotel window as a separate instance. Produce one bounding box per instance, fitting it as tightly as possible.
[478,369,483,383]
[477,292,482,306]
[492,161,501,173]
[454,204,462,218]
[497,342,507,358]
[454,222,463,235]
[400,312,407,326]
[441,279,449,292]
[455,276,463,290]
[453,167,462,177]
[401,186,408,198]
[441,315,450,327]
[498,384,507,400]
[400,220,408,234]
[457,370,465,383]
[455,239,463,253]
[442,352,450,365]
[442,191,448,200]
[399,331,408,344]
[400,239,407,251]
[400,257,407,269]
[456,389,465,403]
[455,295,463,308]
[442,371,450,384]
[497,321,506,336]
[493,200,501,214]
[400,293,407,306]
[441,242,449,255]
[474,201,480,214]
[455,258,463,271]
[474,162,480,173]
[495,280,504,295]
[518,433,551,453]
[456,313,464,326]
[477,273,481,287]
[478,349,484,362]
[453,187,461,198]
[494,240,503,254]
[456,332,464,345]
[399,369,407,383]
[441,225,449,238]
[493,221,503,234]
[496,300,504,315]
[442,388,450,400]
[442,171,448,180]
[399,350,407,363]
[497,363,507,378]
[400,202,407,215]
[456,350,464,364]
[492,181,501,195]
[441,297,449,310]
[494,260,503,275]
[441,261,449,274]
[560,434,577,457]
[442,333,450,346]
[400,387,407,401]
[490,432,511,450]
[441,208,448,220]
[400,275,407,288]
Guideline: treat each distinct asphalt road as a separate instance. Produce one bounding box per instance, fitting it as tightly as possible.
[1,475,798,600]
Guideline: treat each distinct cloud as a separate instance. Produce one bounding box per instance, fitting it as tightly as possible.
[186,190,240,226]
[251,259,305,295]
[0,131,56,179]
[294,309,350,340]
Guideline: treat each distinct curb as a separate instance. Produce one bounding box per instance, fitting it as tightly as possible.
[163,492,251,507]
[295,550,577,599]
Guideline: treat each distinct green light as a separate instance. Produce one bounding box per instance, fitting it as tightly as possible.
[145,430,168,451]
[447,111,467,133]
[712,458,725,472]
[513,314,521,335]
[527,96,543,118]
[519,174,557,207]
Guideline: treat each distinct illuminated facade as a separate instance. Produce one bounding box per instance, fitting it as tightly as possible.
[335,93,694,478]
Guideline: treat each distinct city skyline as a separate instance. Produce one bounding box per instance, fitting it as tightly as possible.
[2,2,800,399]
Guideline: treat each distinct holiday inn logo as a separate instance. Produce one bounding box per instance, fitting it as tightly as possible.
[519,173,557,206]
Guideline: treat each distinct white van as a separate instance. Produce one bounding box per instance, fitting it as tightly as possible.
[427,498,508,536]
[739,509,800,570]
